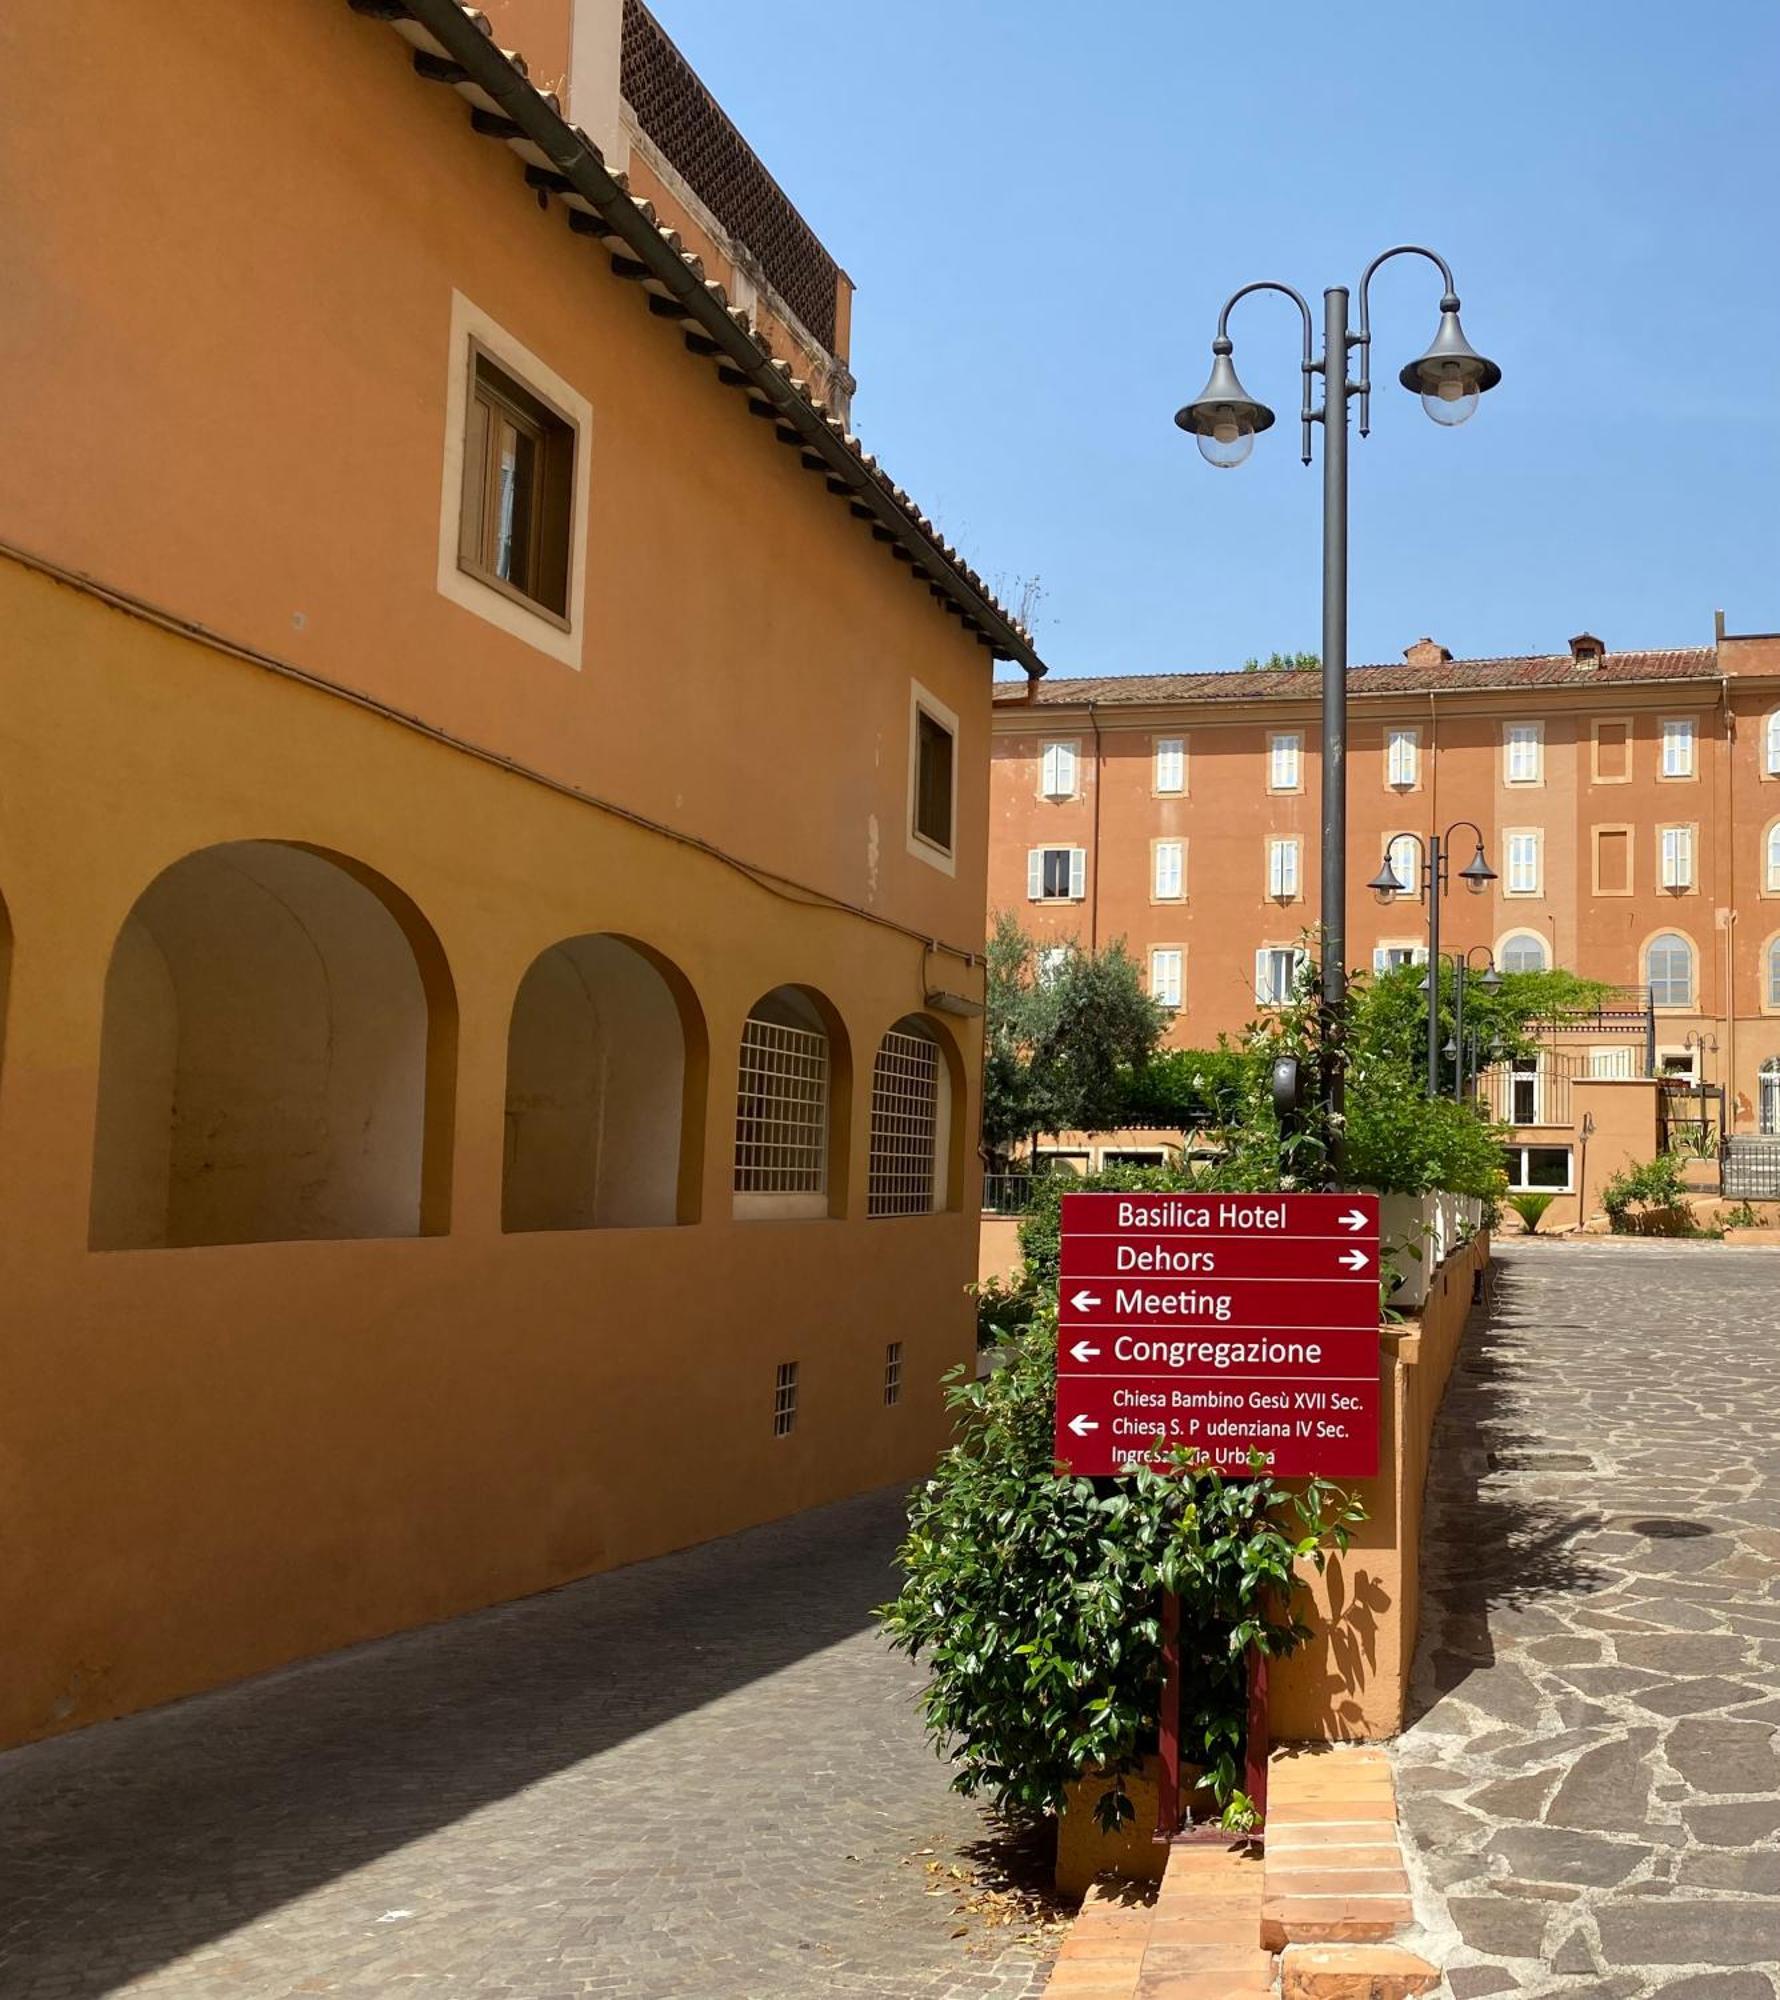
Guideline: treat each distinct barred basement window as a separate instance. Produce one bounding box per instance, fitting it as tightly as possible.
[734,990,830,1211]
[868,1020,940,1216]
[772,1361,798,1438]
[884,1341,903,1406]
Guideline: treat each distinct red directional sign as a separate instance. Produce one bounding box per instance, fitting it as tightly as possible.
[1052,1191,1381,1480]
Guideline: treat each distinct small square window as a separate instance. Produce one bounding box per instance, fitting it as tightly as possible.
[459,347,575,623]
[915,710,955,852]
[772,1361,799,1438]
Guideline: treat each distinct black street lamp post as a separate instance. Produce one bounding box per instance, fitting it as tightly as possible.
[1175,249,1500,1172]
[1367,826,1498,1096]
[1450,946,1503,1103]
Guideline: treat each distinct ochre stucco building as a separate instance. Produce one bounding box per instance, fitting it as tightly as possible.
[0,0,1042,1747]
[990,631,1780,1197]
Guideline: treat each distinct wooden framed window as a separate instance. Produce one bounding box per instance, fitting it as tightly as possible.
[914,710,954,852]
[1039,740,1080,799]
[1503,721,1543,785]
[458,344,575,623]
[1386,727,1419,789]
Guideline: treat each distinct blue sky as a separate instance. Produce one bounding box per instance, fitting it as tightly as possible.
[658,0,1780,679]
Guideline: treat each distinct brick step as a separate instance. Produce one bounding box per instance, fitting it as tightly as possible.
[1280,1942,1441,2000]
[1262,1745,1416,1951]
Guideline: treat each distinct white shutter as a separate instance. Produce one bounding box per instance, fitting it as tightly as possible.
[1255,949,1271,1004]
[1068,848,1086,898]
[1150,949,1182,1009]
[1270,734,1300,789]
[1154,841,1182,899]
[1410,943,1429,966]
[1155,737,1185,792]
[1662,718,1693,777]
[1027,849,1044,900]
[1767,711,1780,776]
[1769,824,1780,892]
[1372,947,1389,975]
[1057,742,1077,794]
[1388,729,1417,787]
[1661,826,1691,888]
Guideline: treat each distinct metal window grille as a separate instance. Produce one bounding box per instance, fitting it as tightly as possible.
[884,1341,903,1407]
[734,1016,829,1195]
[772,1360,798,1437]
[868,1029,939,1217]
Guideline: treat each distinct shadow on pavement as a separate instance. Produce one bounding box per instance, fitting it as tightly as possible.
[0,1482,915,1997]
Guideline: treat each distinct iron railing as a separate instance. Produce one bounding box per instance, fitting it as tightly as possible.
[982,1173,1039,1216]
[1722,1138,1780,1200]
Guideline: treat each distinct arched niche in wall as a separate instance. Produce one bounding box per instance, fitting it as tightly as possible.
[502,933,707,1231]
[732,985,852,1220]
[89,841,456,1249]
[866,1012,965,1216]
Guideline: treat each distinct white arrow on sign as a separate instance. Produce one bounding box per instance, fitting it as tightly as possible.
[1066,1412,1099,1437]
[1340,1209,1368,1232]
[1069,1289,1102,1313]
[1339,1249,1370,1272]
[1069,1339,1102,1363]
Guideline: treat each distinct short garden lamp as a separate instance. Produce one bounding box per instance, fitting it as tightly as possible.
[1174,339,1274,469]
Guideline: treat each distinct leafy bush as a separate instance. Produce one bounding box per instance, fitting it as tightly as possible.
[1113,1045,1253,1130]
[973,1272,1040,1350]
[879,1305,1362,1833]
[1507,1192,1556,1234]
[1601,1153,1694,1233]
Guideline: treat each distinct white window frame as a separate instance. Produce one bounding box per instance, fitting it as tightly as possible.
[1039,738,1081,801]
[1152,839,1185,902]
[1267,836,1302,902]
[907,680,959,875]
[1503,721,1544,786]
[733,1007,832,1221]
[1765,938,1780,1012]
[1268,732,1303,793]
[1503,1143,1574,1193]
[1766,710,1780,778]
[867,1021,947,1218]
[1504,829,1542,897]
[1372,942,1428,974]
[1149,946,1184,1011]
[1658,823,1696,893]
[1497,929,1549,975]
[1027,846,1086,902]
[1646,932,1695,1010]
[436,291,593,668]
[1153,736,1187,795]
[1660,715,1697,780]
[1254,945,1308,1007]
[1765,821,1780,894]
[1386,833,1422,901]
[1386,727,1420,790]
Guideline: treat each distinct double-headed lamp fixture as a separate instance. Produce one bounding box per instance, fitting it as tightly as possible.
[1176,294,1500,468]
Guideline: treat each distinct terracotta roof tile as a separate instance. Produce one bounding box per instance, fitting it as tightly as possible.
[996,649,1718,707]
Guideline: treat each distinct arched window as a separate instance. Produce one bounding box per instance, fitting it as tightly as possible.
[1387,833,1421,900]
[1767,936,1780,1011]
[1762,1057,1780,1137]
[867,1016,957,1216]
[503,934,705,1231]
[90,842,454,1248]
[733,987,848,1219]
[1646,931,1695,1010]
[1499,930,1548,975]
[1766,821,1780,893]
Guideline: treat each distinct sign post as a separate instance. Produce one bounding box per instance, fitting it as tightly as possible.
[1053,1190,1382,1481]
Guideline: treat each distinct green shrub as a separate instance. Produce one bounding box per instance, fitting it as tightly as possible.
[1507,1192,1556,1234]
[973,1273,1040,1350]
[1601,1153,1694,1233]
[878,1306,1362,1833]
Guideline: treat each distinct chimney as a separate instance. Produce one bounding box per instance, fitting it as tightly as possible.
[1569,632,1605,669]
[1403,637,1452,669]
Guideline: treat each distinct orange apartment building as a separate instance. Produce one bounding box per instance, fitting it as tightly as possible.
[990,630,1780,1204]
[0,0,1044,1748]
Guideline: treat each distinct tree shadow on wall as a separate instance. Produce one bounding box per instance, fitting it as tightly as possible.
[0,1483,916,1998]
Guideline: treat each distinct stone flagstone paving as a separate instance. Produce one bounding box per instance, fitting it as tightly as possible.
[1393,1240,1780,1999]
[0,1486,1055,1999]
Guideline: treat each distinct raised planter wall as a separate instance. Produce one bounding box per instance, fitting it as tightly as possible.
[1268,1217,1488,1741]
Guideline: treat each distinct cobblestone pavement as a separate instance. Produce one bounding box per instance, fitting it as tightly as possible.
[0,1487,1055,1999]
[1394,1241,1780,2000]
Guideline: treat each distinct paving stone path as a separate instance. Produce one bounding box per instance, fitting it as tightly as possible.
[1394,1240,1780,2000]
[0,1486,1055,1999]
